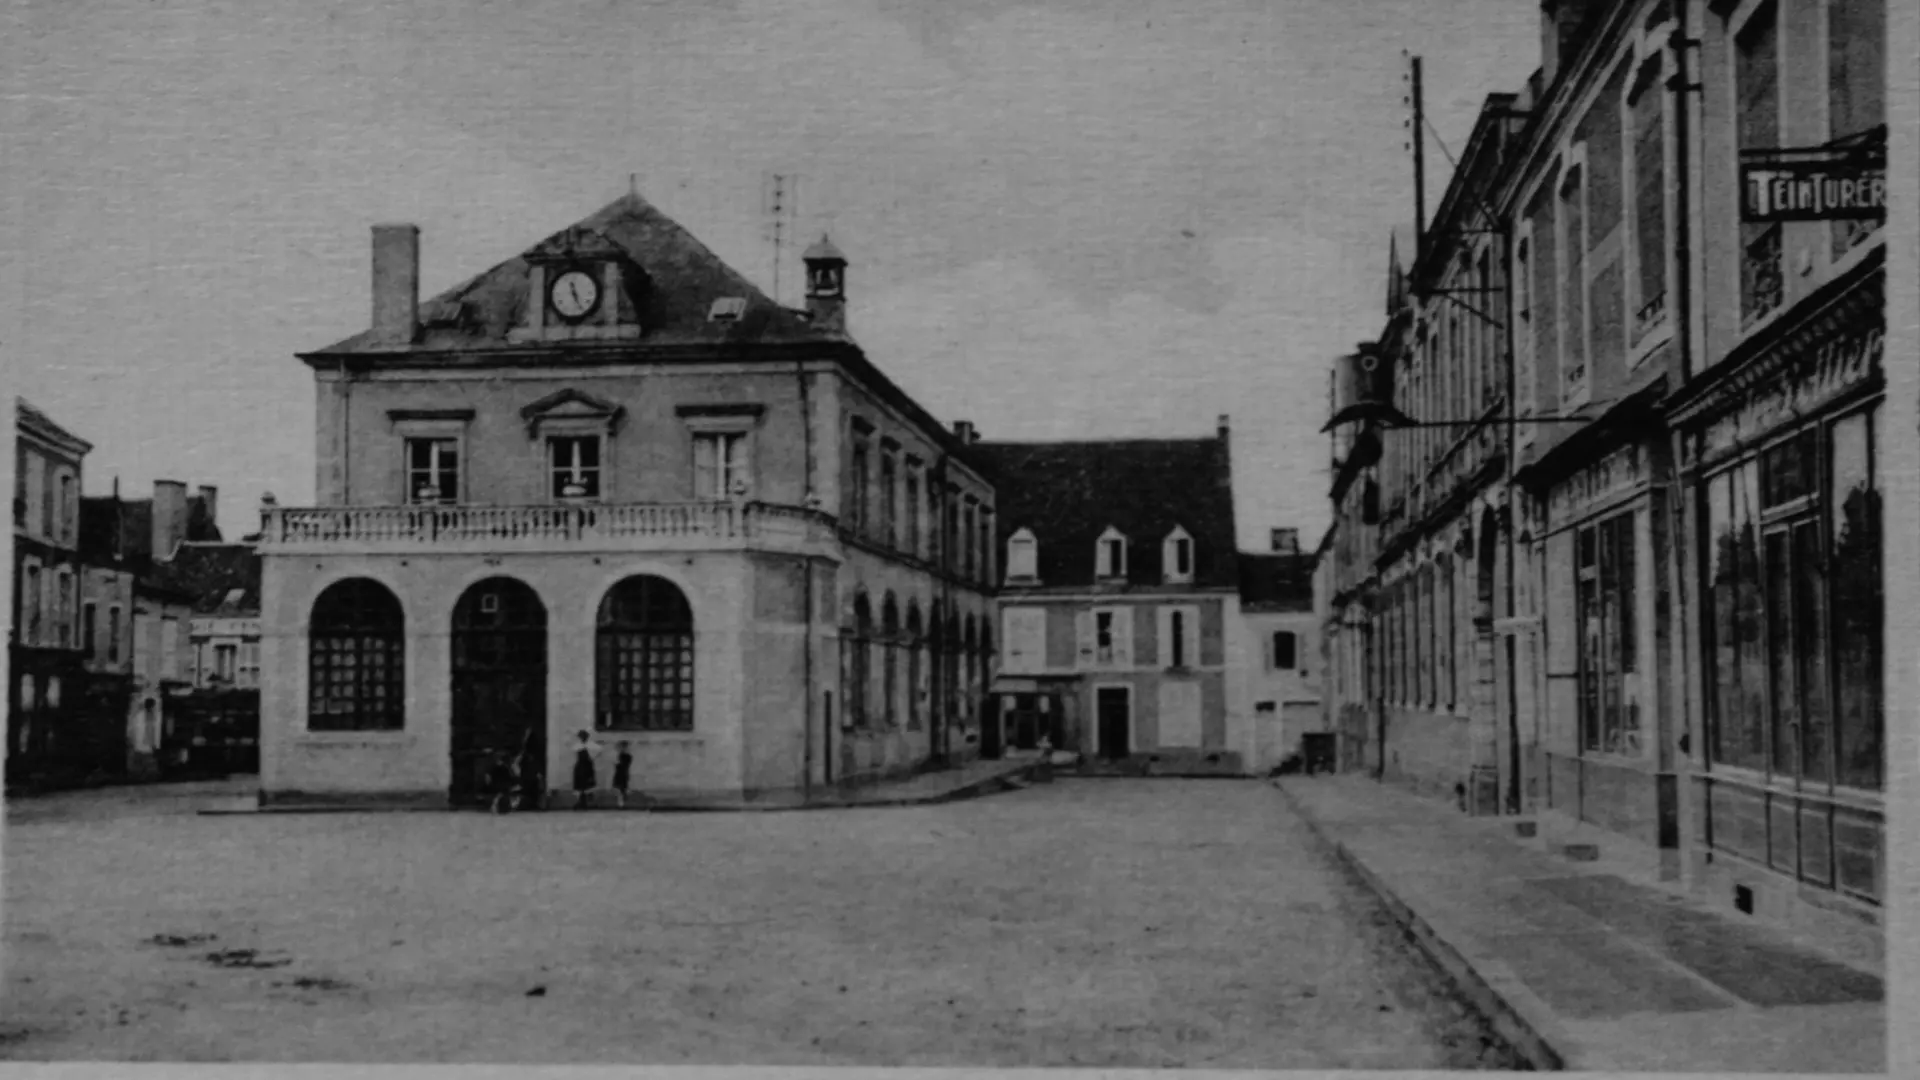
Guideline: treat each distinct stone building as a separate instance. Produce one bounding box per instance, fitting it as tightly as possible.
[1235,541,1321,773]
[9,399,91,784]
[973,421,1248,773]
[257,192,996,806]
[1322,0,1887,961]
[172,540,263,775]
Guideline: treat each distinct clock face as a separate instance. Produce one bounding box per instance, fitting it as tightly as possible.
[550,269,600,320]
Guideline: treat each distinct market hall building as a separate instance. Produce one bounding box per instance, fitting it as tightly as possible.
[258,192,997,806]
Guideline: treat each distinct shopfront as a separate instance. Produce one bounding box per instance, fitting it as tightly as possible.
[1534,427,1681,854]
[1674,267,1884,917]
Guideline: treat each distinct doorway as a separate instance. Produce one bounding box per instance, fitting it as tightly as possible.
[450,578,548,804]
[1096,685,1131,760]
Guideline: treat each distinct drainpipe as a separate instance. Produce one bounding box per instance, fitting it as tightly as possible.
[798,356,815,801]
[1666,1,1701,793]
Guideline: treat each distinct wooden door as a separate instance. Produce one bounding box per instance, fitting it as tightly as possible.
[1096,687,1130,760]
[450,578,548,803]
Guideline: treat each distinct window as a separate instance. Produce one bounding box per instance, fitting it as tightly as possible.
[23,452,44,538]
[215,644,238,684]
[1559,164,1589,401]
[1007,528,1038,581]
[879,452,898,544]
[239,642,260,688]
[24,563,42,643]
[946,494,959,573]
[1577,512,1640,756]
[58,473,75,543]
[107,605,122,664]
[1272,631,1297,671]
[597,576,696,732]
[906,605,925,730]
[882,596,900,727]
[162,617,182,681]
[1736,3,1784,325]
[1080,606,1132,669]
[1528,186,1560,422]
[55,570,72,647]
[1271,528,1299,554]
[904,464,922,557]
[1164,526,1194,583]
[548,436,601,499]
[849,440,869,534]
[1828,0,1886,256]
[1096,527,1128,579]
[693,431,748,500]
[1002,607,1046,674]
[45,676,60,712]
[1629,63,1669,342]
[962,501,976,579]
[849,595,872,729]
[308,579,405,731]
[406,438,459,504]
[1160,605,1198,669]
[82,602,97,660]
[978,510,992,584]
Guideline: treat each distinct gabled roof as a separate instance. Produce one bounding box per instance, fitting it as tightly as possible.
[162,543,262,616]
[973,435,1237,589]
[305,192,828,356]
[1238,552,1317,613]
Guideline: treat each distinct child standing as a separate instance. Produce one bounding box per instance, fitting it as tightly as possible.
[571,730,603,810]
[611,741,634,808]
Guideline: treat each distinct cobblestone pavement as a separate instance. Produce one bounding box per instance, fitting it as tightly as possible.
[3,778,1522,1067]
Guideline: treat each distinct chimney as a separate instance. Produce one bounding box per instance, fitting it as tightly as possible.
[197,484,218,537]
[803,235,848,336]
[952,420,975,444]
[1538,1,1593,88]
[152,480,187,560]
[372,223,421,346]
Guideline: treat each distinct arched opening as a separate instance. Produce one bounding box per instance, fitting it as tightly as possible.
[881,593,900,729]
[850,593,872,731]
[308,578,405,732]
[905,602,924,732]
[596,575,695,733]
[450,577,547,802]
[963,615,979,732]
[928,601,946,759]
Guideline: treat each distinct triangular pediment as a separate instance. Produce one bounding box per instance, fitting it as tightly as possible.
[520,388,625,425]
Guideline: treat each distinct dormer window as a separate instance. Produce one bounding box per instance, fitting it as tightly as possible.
[708,296,747,323]
[1096,527,1129,580]
[1163,526,1195,584]
[1006,528,1038,582]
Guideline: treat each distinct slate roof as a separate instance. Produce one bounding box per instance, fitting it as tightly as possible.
[163,543,262,616]
[1238,552,1317,613]
[971,436,1237,589]
[306,192,830,356]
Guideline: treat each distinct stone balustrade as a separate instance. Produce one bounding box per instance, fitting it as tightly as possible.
[257,500,838,555]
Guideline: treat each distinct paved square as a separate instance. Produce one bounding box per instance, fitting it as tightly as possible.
[3,778,1516,1067]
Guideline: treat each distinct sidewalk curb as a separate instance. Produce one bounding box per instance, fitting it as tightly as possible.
[1273,779,1570,1072]
[197,762,1039,817]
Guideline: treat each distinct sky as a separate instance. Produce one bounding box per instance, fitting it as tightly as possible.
[4,0,1540,550]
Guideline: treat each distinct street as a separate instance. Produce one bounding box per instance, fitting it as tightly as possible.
[3,778,1519,1067]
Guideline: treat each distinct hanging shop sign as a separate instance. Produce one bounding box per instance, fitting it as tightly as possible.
[1740,145,1886,223]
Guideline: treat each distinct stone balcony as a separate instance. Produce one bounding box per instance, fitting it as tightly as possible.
[256,500,841,558]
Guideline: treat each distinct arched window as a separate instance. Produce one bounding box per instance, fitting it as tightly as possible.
[851,594,872,730]
[596,576,694,731]
[1006,527,1039,582]
[308,578,405,731]
[882,593,900,729]
[906,603,925,731]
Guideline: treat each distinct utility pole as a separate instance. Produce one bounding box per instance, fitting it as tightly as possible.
[763,172,799,307]
[1406,52,1427,265]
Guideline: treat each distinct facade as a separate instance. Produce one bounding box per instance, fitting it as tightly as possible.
[1323,0,1887,955]
[258,194,995,806]
[174,541,264,775]
[9,399,92,783]
[973,422,1248,774]
[76,493,138,780]
[1236,546,1321,773]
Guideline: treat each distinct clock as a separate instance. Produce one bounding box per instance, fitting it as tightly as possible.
[549,268,600,321]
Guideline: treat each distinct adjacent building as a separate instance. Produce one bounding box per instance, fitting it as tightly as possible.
[258,193,996,806]
[1235,534,1321,773]
[9,399,92,784]
[973,421,1247,774]
[172,540,264,775]
[1322,0,1887,958]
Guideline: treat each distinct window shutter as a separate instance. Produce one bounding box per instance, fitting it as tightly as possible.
[1111,607,1134,668]
[1075,610,1095,668]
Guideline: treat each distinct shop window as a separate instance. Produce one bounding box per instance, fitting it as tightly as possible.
[1577,512,1640,756]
